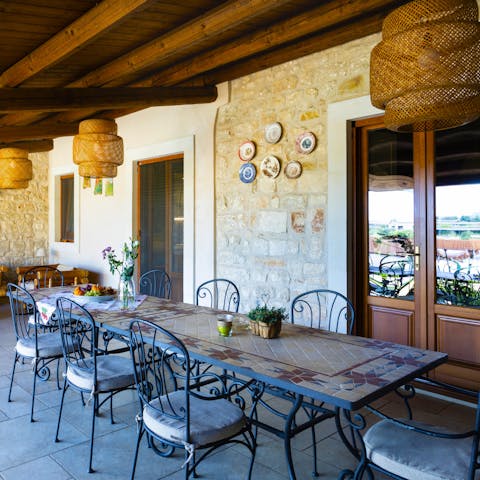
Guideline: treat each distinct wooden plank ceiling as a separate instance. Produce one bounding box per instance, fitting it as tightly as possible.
[0,0,407,151]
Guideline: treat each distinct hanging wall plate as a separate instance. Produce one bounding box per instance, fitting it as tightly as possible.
[239,162,257,183]
[284,160,303,179]
[264,122,283,144]
[295,132,316,154]
[261,155,281,178]
[238,141,256,161]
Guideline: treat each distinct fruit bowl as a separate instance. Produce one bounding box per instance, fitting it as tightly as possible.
[73,284,116,300]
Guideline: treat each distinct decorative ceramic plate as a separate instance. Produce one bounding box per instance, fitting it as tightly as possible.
[295,132,316,154]
[264,122,283,144]
[238,140,256,161]
[284,160,303,179]
[261,155,281,178]
[239,162,257,183]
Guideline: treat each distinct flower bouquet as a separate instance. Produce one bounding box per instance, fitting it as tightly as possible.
[102,238,139,308]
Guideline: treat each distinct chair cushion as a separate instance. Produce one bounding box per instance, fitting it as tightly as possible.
[143,391,246,448]
[364,419,474,480]
[67,355,134,393]
[16,332,63,359]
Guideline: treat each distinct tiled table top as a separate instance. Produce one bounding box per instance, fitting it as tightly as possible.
[33,287,447,410]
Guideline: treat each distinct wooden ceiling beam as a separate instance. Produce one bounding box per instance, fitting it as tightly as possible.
[0,0,291,127]
[0,139,54,153]
[0,123,79,142]
[199,12,389,87]
[69,0,294,88]
[0,86,218,112]
[144,0,402,88]
[0,0,155,87]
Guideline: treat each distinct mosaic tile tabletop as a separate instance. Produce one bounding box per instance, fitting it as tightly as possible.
[33,287,447,410]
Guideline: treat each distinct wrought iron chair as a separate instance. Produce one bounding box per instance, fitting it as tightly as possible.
[21,265,64,289]
[6,283,63,422]
[54,297,135,473]
[345,379,480,480]
[195,278,240,312]
[290,288,355,334]
[128,318,258,479]
[139,269,171,299]
[378,256,414,298]
[286,289,356,475]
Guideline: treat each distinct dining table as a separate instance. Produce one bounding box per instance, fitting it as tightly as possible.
[31,286,448,480]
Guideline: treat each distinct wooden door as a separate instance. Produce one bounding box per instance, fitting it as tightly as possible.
[353,117,480,388]
[137,154,184,301]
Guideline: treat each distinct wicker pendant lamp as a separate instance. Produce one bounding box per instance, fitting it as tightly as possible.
[0,147,33,189]
[370,0,480,132]
[73,118,123,178]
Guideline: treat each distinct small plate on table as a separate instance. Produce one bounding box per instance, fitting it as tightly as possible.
[76,294,117,303]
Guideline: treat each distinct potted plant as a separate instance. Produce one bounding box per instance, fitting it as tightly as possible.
[247,305,287,339]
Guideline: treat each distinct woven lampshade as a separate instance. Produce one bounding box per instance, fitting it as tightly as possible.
[73,118,124,178]
[370,0,480,132]
[0,147,33,189]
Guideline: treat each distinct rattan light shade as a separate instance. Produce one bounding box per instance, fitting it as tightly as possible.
[73,118,123,178]
[0,148,33,189]
[370,0,480,132]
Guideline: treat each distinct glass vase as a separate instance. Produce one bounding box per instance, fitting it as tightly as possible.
[118,276,135,309]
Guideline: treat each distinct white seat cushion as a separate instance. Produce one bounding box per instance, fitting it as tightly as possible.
[67,355,134,393]
[143,391,246,448]
[16,332,63,358]
[364,419,474,480]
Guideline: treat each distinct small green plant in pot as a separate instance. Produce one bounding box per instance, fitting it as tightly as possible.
[247,305,287,338]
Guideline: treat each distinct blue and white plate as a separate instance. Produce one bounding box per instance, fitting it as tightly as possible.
[239,162,257,183]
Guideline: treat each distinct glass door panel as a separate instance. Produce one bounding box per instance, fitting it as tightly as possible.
[435,119,480,307]
[368,128,415,299]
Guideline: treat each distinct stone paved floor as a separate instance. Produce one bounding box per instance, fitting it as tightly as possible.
[0,302,474,479]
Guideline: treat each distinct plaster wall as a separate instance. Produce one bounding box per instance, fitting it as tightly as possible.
[49,84,229,302]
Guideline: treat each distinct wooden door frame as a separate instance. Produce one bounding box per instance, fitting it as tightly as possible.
[136,153,183,293]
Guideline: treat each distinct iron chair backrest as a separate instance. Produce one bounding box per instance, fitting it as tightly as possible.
[129,319,192,442]
[55,297,97,386]
[22,266,64,289]
[7,282,39,345]
[195,278,240,312]
[290,289,355,334]
[139,269,172,299]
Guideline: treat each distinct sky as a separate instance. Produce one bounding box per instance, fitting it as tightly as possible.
[369,184,480,224]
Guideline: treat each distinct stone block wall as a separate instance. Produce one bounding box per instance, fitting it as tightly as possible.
[215,33,380,313]
[0,152,49,282]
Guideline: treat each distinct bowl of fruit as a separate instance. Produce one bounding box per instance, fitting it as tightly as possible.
[73,284,117,302]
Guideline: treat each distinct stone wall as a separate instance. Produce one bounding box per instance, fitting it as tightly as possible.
[215,33,380,313]
[0,152,49,282]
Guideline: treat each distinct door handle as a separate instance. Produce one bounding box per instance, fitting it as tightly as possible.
[413,245,420,271]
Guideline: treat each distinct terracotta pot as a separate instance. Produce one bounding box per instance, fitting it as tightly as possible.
[258,320,281,339]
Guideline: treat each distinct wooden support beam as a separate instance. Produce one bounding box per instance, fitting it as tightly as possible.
[0,86,217,112]
[0,0,155,87]
[0,139,54,153]
[70,0,294,88]
[144,0,402,88]
[0,123,79,142]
